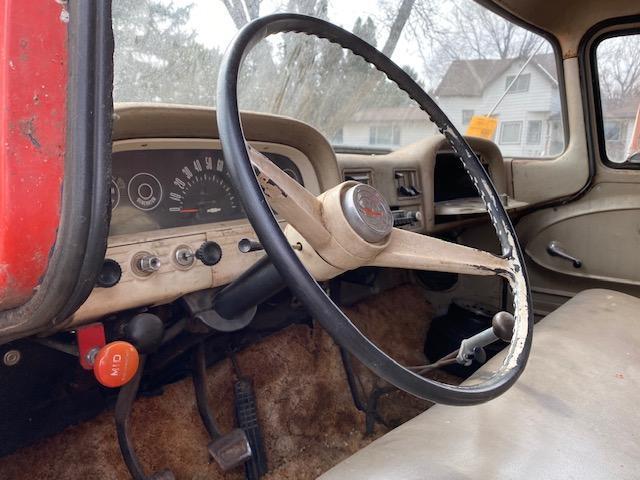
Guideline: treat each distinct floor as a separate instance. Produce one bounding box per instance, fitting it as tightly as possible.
[0,284,459,479]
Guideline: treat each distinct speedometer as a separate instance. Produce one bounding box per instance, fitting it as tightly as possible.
[167,155,244,223]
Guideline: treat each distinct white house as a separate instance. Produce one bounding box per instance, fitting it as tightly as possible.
[335,106,437,150]
[336,54,568,157]
[433,54,564,157]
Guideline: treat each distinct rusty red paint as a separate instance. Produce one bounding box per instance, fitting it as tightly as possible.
[0,0,68,310]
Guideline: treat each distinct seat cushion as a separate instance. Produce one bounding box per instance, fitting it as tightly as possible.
[321,289,640,480]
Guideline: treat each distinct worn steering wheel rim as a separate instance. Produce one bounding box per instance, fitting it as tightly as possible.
[216,13,533,406]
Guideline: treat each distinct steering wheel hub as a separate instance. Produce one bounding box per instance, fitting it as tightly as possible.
[342,184,393,243]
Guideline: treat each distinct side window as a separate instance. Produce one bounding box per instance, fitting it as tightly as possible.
[595,32,640,165]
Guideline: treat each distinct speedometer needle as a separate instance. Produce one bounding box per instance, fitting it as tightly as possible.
[179,208,199,213]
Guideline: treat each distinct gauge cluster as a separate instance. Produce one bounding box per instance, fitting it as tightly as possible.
[110,148,303,236]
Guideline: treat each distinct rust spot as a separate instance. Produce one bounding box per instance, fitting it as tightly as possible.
[563,49,577,59]
[257,172,288,199]
[18,117,41,150]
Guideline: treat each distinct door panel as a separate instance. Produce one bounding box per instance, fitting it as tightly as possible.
[517,182,640,312]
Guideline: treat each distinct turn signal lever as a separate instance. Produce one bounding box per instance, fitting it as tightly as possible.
[456,311,515,366]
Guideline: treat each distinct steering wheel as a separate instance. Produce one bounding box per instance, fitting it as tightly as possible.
[216,13,532,406]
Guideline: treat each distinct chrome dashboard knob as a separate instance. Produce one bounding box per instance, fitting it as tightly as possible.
[136,254,161,274]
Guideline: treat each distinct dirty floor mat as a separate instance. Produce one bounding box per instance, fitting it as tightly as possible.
[0,284,458,479]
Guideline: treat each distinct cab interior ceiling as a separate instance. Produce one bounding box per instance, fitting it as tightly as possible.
[485,0,639,52]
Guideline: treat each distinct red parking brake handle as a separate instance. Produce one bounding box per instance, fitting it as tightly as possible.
[76,323,140,387]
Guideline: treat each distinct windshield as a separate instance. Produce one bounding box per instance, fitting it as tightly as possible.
[113,0,564,156]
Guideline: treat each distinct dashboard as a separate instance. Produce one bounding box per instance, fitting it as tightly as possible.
[67,104,525,329]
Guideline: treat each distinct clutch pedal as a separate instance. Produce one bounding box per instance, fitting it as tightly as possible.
[192,342,253,471]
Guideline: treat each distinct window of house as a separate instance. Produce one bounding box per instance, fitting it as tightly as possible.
[526,120,542,144]
[505,74,531,94]
[369,124,401,146]
[500,121,522,144]
[111,0,565,157]
[462,109,474,124]
[603,120,622,141]
[595,32,640,164]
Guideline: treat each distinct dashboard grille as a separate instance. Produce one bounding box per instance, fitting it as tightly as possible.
[343,169,372,185]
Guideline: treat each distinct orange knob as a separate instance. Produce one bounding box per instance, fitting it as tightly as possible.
[93,341,140,388]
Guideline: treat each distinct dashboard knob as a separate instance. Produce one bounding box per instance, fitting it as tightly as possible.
[96,259,122,288]
[92,341,139,388]
[238,238,263,253]
[196,241,222,266]
[136,254,161,274]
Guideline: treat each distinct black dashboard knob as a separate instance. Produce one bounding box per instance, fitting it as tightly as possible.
[196,241,222,266]
[96,259,122,288]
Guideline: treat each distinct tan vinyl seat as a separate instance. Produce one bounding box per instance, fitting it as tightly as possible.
[320,289,640,480]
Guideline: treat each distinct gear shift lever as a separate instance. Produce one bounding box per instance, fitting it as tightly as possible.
[456,311,515,366]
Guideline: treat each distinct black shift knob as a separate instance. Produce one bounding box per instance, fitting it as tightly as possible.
[492,311,516,342]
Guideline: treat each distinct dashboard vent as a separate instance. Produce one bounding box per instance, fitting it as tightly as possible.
[343,169,372,185]
[394,169,421,198]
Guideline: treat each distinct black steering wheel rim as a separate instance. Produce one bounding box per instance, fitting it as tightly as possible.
[216,13,533,406]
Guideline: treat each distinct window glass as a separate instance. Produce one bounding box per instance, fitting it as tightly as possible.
[112,0,565,157]
[500,121,522,144]
[369,124,401,146]
[596,33,640,164]
[526,120,542,145]
[505,74,531,93]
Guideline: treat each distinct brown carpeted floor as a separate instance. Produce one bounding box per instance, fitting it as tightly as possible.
[0,284,459,479]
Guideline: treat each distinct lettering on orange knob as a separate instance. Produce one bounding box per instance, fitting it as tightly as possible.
[93,341,140,388]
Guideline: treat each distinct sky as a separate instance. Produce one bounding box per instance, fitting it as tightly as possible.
[161,0,424,81]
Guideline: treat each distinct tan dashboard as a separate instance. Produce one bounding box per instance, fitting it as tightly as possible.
[66,103,522,328]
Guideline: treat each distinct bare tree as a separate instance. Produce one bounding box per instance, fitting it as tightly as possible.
[220,0,262,28]
[382,0,416,56]
[597,35,640,104]
[403,0,541,87]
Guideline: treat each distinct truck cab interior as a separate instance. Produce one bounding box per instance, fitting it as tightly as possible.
[0,0,638,479]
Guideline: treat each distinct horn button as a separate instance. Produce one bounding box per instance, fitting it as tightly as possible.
[342,184,393,243]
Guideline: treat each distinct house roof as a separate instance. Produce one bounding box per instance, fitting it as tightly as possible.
[435,54,558,97]
[351,106,428,122]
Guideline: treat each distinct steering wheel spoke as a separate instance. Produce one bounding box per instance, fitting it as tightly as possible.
[370,228,512,277]
[247,145,331,250]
